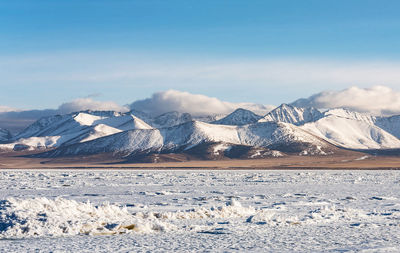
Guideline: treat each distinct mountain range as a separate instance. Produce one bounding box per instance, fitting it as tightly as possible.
[1,103,400,162]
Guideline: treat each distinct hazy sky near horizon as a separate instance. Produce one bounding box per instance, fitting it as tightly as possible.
[1,0,400,109]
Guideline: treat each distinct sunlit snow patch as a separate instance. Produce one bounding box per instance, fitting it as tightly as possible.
[355,156,369,161]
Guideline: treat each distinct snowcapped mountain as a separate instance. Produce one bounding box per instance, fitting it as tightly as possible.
[259,104,323,125]
[211,108,262,125]
[0,128,11,143]
[37,120,331,159]
[301,108,400,149]
[0,111,152,150]
[3,102,400,161]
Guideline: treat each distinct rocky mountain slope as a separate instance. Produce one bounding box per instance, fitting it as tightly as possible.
[0,128,11,143]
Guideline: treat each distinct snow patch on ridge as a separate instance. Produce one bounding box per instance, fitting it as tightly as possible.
[213,143,232,155]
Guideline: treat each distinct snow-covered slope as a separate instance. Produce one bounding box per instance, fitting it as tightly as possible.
[14,111,152,139]
[212,108,262,126]
[259,104,323,125]
[0,111,152,150]
[258,106,400,150]
[39,120,330,158]
[323,108,377,125]
[301,110,400,149]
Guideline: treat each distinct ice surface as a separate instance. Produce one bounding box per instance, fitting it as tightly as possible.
[1,170,400,252]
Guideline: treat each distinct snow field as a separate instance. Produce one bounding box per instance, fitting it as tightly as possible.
[0,170,400,252]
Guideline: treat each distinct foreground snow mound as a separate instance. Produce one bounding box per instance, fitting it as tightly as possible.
[0,198,141,238]
[0,198,255,239]
[259,104,323,125]
[0,196,375,240]
[212,108,263,126]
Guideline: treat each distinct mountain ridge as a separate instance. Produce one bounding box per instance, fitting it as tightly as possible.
[34,120,333,160]
[212,108,262,125]
[2,104,400,162]
[259,104,323,125]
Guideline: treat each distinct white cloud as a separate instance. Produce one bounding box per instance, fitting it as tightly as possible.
[292,85,400,115]
[0,106,18,113]
[130,90,274,116]
[58,98,129,114]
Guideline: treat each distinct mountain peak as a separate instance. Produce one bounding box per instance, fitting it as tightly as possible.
[211,108,262,126]
[259,104,323,125]
[278,103,292,109]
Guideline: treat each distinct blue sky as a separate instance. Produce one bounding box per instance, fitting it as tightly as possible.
[1,0,400,109]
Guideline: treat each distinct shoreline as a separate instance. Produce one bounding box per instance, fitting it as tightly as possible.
[1,153,400,170]
[1,167,400,170]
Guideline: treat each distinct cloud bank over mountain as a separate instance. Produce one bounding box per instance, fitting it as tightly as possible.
[0,98,129,133]
[58,98,129,114]
[292,86,400,115]
[130,90,274,116]
[0,92,273,132]
[1,86,400,133]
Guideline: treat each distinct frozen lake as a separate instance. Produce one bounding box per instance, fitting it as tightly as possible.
[1,169,400,252]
